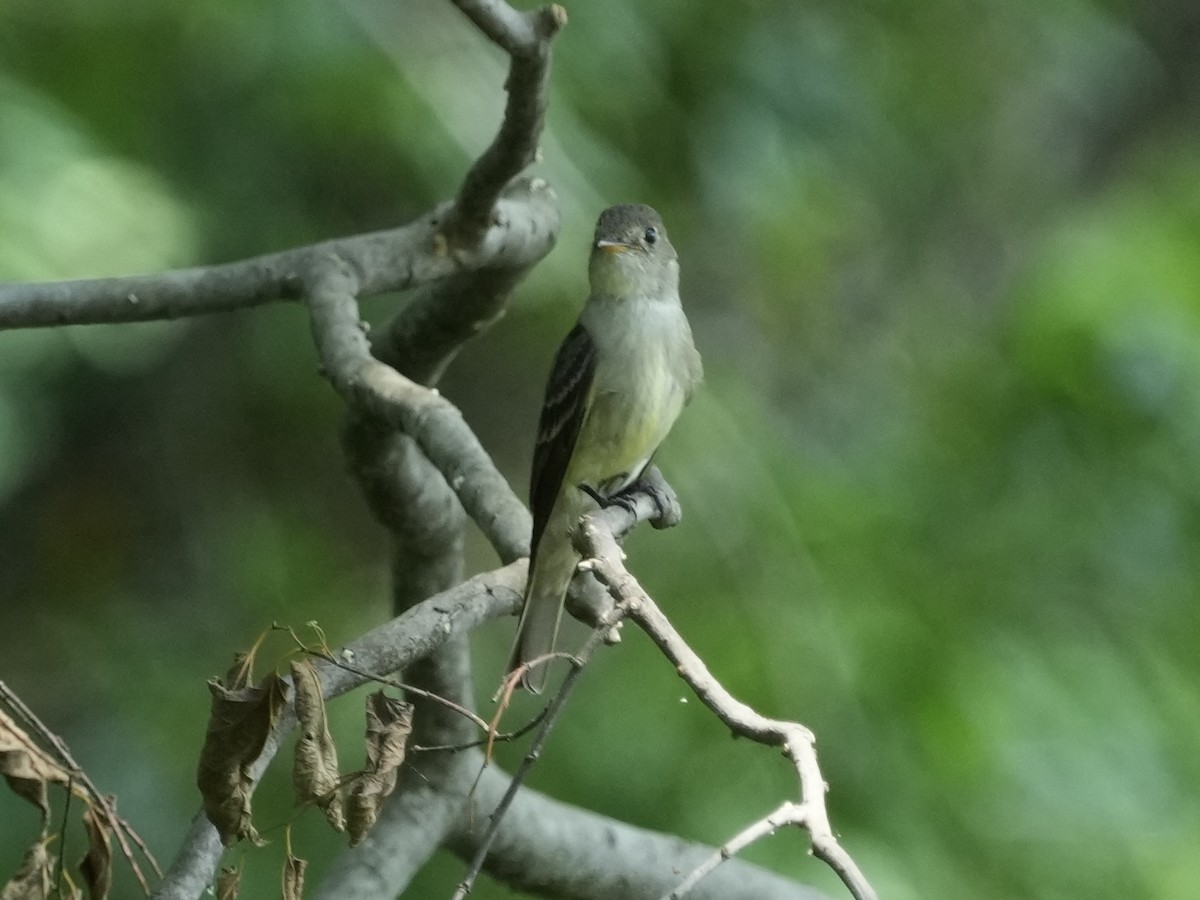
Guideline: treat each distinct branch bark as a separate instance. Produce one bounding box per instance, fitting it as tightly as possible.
[0,182,555,330]
[304,261,532,563]
[446,1,567,236]
[451,758,830,900]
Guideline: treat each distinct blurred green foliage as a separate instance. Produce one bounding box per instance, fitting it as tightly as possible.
[2,0,1199,897]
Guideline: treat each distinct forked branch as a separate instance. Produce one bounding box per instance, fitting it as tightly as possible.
[569,507,878,900]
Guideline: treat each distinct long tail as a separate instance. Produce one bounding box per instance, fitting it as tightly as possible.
[508,531,576,693]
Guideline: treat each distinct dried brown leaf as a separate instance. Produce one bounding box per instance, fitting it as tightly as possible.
[78,806,113,900]
[363,693,413,775]
[0,708,71,824]
[195,668,287,846]
[290,660,344,832]
[215,865,241,900]
[346,693,413,845]
[1,839,53,900]
[282,850,307,900]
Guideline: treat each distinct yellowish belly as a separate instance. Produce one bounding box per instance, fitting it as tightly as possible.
[567,368,686,495]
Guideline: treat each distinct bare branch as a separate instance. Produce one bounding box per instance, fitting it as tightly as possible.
[449,0,554,54]
[447,475,840,900]
[447,1,567,236]
[0,254,304,329]
[0,181,556,330]
[573,519,878,900]
[303,262,531,563]
[664,802,808,900]
[451,752,831,900]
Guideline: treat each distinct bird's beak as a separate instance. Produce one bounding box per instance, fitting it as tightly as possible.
[594,239,634,254]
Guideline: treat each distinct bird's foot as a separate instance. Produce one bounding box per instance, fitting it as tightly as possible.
[578,466,682,529]
[579,483,639,516]
[638,465,682,529]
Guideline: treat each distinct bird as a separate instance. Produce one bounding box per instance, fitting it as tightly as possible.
[508,203,703,693]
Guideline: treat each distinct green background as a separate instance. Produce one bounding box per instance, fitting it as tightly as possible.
[2,0,1198,897]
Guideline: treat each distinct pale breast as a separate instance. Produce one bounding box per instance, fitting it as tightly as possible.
[569,300,697,492]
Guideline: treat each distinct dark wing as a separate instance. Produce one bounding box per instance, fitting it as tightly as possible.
[529,323,597,556]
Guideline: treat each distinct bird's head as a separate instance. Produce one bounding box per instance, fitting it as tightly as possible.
[588,204,679,297]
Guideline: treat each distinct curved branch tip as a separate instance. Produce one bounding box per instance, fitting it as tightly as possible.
[535,4,568,40]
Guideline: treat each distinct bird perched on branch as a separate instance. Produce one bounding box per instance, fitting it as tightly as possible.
[509,204,703,693]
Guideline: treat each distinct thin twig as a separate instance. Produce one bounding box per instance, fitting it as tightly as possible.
[55,774,73,894]
[409,705,547,754]
[304,262,531,564]
[573,519,878,900]
[448,607,623,900]
[663,802,807,900]
[277,621,496,736]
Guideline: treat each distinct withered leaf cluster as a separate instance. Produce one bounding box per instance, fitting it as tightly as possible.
[1,701,149,900]
[195,649,416,897]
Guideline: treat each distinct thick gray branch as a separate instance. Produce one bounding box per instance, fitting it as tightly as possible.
[304,263,531,563]
[315,742,828,900]
[330,260,491,895]
[371,176,559,383]
[0,179,556,330]
[343,418,467,607]
[447,2,566,235]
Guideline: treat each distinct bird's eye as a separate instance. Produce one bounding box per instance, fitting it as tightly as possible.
[644,226,658,245]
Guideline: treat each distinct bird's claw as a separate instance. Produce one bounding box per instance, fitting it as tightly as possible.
[578,472,681,529]
[643,481,682,530]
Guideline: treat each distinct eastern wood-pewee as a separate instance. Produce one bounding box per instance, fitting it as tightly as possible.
[509,204,703,692]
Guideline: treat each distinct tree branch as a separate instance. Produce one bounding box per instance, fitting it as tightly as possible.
[149,2,565,893]
[574,519,878,900]
[450,753,831,900]
[446,2,567,236]
[664,802,811,900]
[303,261,531,563]
[0,181,556,330]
